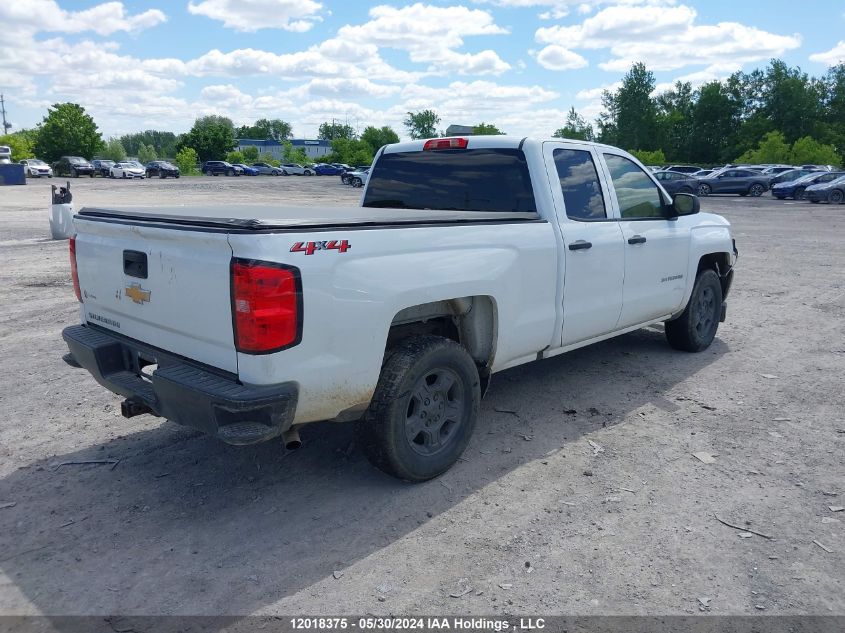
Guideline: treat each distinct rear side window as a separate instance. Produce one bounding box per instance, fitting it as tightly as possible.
[604,154,666,219]
[553,148,607,220]
[363,148,536,213]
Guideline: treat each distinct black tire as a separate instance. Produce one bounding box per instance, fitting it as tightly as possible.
[305,170,313,176]
[358,335,480,481]
[282,170,289,176]
[175,174,180,179]
[697,183,711,197]
[749,183,765,197]
[793,187,805,200]
[665,269,722,352]
[352,178,363,188]
[89,172,94,178]
[71,168,78,178]
[830,189,844,204]
[226,169,234,176]
[160,173,165,179]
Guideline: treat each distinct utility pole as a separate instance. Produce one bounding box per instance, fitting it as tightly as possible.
[0,93,10,134]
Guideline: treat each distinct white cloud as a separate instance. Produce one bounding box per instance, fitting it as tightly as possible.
[575,82,620,100]
[535,3,800,72]
[535,45,588,70]
[810,41,845,66]
[187,0,323,32]
[0,0,165,36]
[305,78,401,99]
[337,4,511,75]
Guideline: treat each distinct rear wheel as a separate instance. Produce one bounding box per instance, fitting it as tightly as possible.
[793,187,806,200]
[358,335,480,481]
[830,189,844,204]
[665,269,722,352]
[749,183,765,197]
[71,168,78,178]
[697,183,711,197]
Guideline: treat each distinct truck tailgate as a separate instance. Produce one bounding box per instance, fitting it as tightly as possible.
[73,217,237,373]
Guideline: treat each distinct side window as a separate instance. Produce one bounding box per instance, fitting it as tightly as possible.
[553,148,607,221]
[604,154,666,220]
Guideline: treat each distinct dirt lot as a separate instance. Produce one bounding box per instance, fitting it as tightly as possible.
[0,176,843,618]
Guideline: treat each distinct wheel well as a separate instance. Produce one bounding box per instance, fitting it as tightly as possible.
[386,296,497,394]
[697,252,733,296]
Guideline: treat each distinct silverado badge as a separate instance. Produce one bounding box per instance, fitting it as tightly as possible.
[125,283,151,305]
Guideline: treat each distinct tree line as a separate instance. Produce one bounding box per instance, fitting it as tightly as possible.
[2,58,841,172]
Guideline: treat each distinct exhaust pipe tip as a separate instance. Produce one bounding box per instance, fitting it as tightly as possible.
[283,427,302,451]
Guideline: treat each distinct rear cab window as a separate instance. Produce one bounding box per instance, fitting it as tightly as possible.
[363,148,536,213]
[553,148,607,221]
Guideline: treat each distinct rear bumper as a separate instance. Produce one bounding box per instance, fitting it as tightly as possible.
[62,325,298,445]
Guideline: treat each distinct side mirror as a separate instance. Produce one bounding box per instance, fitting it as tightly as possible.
[672,193,700,217]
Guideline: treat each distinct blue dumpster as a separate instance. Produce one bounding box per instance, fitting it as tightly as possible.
[0,163,26,185]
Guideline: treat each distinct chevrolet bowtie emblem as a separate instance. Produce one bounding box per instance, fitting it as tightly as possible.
[125,283,151,305]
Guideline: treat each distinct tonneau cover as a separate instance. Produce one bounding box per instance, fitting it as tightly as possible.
[77,205,540,231]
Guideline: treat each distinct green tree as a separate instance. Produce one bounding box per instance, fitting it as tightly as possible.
[102,137,127,162]
[789,136,840,166]
[235,118,292,140]
[472,122,505,135]
[552,107,594,141]
[119,130,178,158]
[0,131,35,160]
[689,81,741,164]
[327,138,373,165]
[34,103,104,162]
[736,130,792,164]
[599,63,659,151]
[177,115,236,162]
[174,147,199,175]
[138,143,157,163]
[225,150,245,164]
[404,110,440,139]
[241,145,259,161]
[360,125,400,154]
[281,141,309,164]
[258,152,281,167]
[317,122,356,140]
[629,149,666,166]
[656,82,694,161]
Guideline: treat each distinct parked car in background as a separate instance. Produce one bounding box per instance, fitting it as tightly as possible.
[665,164,702,174]
[771,171,845,200]
[696,168,770,197]
[109,161,146,179]
[761,165,794,176]
[769,168,820,185]
[805,175,845,204]
[92,159,115,177]
[801,164,834,171]
[345,168,369,188]
[314,163,343,176]
[652,170,700,195]
[19,158,53,178]
[145,160,180,178]
[53,156,95,177]
[233,163,259,176]
[202,161,242,176]
[280,163,314,176]
[251,162,283,176]
[692,169,715,178]
[340,166,372,184]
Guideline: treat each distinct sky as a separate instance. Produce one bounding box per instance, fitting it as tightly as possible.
[2,0,844,140]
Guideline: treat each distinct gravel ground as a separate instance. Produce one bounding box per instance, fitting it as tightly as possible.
[0,176,843,618]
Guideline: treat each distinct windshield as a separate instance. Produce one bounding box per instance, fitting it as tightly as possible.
[69,157,87,164]
[30,159,46,166]
[363,148,536,213]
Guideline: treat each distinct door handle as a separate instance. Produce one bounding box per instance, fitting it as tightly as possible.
[568,240,592,251]
[627,235,647,245]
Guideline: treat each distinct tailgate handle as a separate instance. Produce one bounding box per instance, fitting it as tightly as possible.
[123,250,148,279]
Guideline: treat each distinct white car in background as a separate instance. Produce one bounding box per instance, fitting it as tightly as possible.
[109,161,146,179]
[280,163,315,176]
[0,145,11,164]
[20,159,53,177]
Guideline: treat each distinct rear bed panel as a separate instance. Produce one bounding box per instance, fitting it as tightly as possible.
[73,217,238,373]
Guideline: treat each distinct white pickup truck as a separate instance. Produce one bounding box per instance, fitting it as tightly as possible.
[63,136,737,481]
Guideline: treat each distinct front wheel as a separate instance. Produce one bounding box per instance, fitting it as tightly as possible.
[829,189,844,204]
[665,269,722,352]
[351,178,363,188]
[71,168,78,178]
[749,183,765,197]
[697,183,711,197]
[305,170,313,176]
[358,335,480,481]
[226,169,234,176]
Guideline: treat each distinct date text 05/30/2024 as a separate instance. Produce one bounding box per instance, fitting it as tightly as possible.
[290,618,546,631]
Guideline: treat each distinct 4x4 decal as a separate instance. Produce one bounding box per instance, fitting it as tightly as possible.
[290,240,351,255]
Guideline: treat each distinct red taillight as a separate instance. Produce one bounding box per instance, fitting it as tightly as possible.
[423,137,469,151]
[69,237,81,302]
[231,259,302,354]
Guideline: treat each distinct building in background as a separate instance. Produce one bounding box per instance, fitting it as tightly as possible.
[445,124,474,136]
[235,138,332,160]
